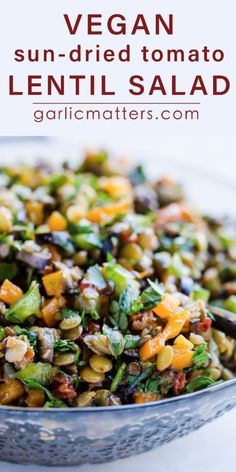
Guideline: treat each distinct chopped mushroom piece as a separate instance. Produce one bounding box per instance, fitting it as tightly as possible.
[16,240,51,270]
[34,327,58,363]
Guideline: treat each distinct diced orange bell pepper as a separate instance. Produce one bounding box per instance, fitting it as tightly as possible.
[173,335,194,350]
[171,335,194,370]
[42,298,60,327]
[140,311,189,361]
[42,295,65,327]
[153,294,180,319]
[99,177,132,198]
[134,391,159,404]
[25,201,43,226]
[163,312,190,341]
[47,211,67,231]
[139,333,166,361]
[87,202,130,223]
[42,270,64,296]
[133,392,146,404]
[171,349,193,370]
[0,279,23,305]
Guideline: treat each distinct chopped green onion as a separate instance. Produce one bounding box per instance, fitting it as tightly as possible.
[110,362,127,392]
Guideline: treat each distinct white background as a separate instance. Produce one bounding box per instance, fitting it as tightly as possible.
[0,0,235,136]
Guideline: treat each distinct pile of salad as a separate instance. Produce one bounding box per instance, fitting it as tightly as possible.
[0,152,235,408]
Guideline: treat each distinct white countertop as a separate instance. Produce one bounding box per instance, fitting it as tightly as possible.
[1,407,235,472]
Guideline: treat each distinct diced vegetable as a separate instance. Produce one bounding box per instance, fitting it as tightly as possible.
[192,287,210,303]
[120,243,143,263]
[42,296,65,327]
[42,271,64,296]
[87,202,130,223]
[173,335,194,350]
[25,201,43,226]
[0,279,23,305]
[74,233,102,250]
[140,311,189,360]
[48,211,67,232]
[6,283,41,323]
[153,293,180,319]
[172,335,194,370]
[103,263,135,295]
[156,346,174,371]
[224,296,236,314]
[99,176,132,198]
[15,362,57,386]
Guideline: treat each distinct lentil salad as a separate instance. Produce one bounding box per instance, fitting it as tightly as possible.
[0,152,235,408]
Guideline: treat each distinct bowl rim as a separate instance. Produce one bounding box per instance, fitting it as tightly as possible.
[0,377,235,413]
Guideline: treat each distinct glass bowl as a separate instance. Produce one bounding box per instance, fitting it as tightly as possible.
[0,138,235,466]
[0,380,236,465]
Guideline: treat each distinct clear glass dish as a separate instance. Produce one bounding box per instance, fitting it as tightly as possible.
[0,138,235,466]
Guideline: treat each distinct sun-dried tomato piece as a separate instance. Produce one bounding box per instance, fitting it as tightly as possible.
[87,319,101,334]
[52,373,77,400]
[79,280,92,291]
[196,317,212,333]
[173,372,186,395]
